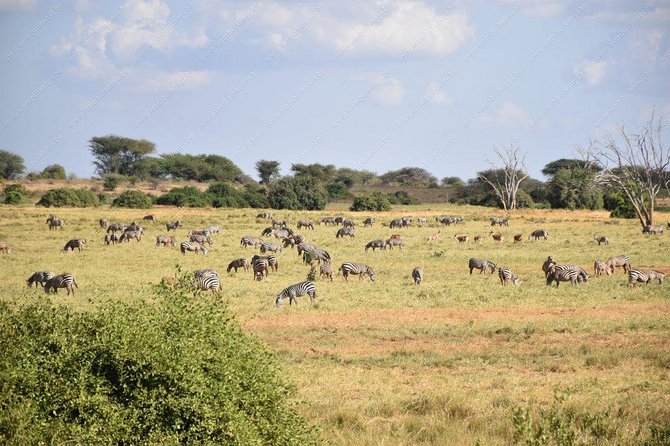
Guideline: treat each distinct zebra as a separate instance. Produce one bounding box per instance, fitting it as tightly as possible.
[389,218,404,229]
[336,227,355,238]
[401,216,414,226]
[498,267,519,286]
[261,227,274,236]
[251,255,269,280]
[44,273,78,295]
[126,222,142,232]
[594,235,609,245]
[302,247,330,265]
[193,274,221,294]
[98,218,109,229]
[529,229,548,240]
[240,236,264,248]
[119,229,143,243]
[319,262,333,281]
[320,217,336,226]
[46,216,64,230]
[553,264,589,283]
[416,217,428,226]
[628,268,666,287]
[227,258,249,273]
[166,220,182,232]
[490,217,509,226]
[272,219,287,228]
[194,269,219,279]
[204,225,221,235]
[542,256,556,277]
[339,262,376,282]
[0,241,10,254]
[594,260,611,276]
[412,267,423,285]
[642,225,664,235]
[297,220,314,230]
[62,239,86,252]
[261,242,283,254]
[386,238,403,250]
[188,229,209,238]
[275,281,316,307]
[271,228,293,239]
[468,258,496,275]
[107,223,128,234]
[365,240,387,252]
[343,219,355,228]
[363,217,375,227]
[605,255,630,274]
[256,212,273,219]
[190,233,213,246]
[143,214,156,221]
[104,233,120,245]
[266,254,279,272]
[334,217,345,226]
[27,271,55,288]
[546,265,580,287]
[180,241,207,255]
[156,235,176,247]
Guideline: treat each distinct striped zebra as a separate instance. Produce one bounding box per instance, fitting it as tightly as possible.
[412,267,423,285]
[297,220,314,230]
[282,235,305,249]
[302,247,330,265]
[417,218,428,226]
[490,217,508,226]
[498,267,519,286]
[98,218,109,229]
[166,220,182,232]
[44,273,78,295]
[156,235,176,247]
[363,217,375,227]
[594,235,609,245]
[272,219,287,228]
[334,217,345,226]
[261,227,274,236]
[194,269,219,279]
[107,223,128,234]
[227,258,249,273]
[606,255,630,274]
[271,228,293,239]
[546,266,580,287]
[386,238,403,250]
[275,281,316,307]
[256,212,273,219]
[188,229,209,238]
[642,225,664,235]
[62,239,86,252]
[529,229,548,240]
[339,262,376,283]
[320,217,336,226]
[389,218,404,229]
[46,216,64,230]
[190,233,213,246]
[240,236,264,248]
[261,242,283,254]
[120,229,143,243]
[27,271,55,288]
[104,234,119,245]
[468,258,496,275]
[204,225,221,234]
[336,227,355,238]
[365,240,387,252]
[628,268,666,287]
[552,264,589,283]
[343,219,355,228]
[180,242,207,255]
[193,274,221,294]
[542,257,556,277]
[594,260,611,276]
[319,262,333,281]
[251,255,269,280]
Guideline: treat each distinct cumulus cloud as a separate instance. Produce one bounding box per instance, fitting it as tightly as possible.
[133,70,214,92]
[425,82,452,105]
[355,72,406,106]
[574,60,609,86]
[475,101,530,127]
[0,0,36,12]
[498,0,564,18]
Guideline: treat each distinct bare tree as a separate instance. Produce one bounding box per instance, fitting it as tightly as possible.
[478,143,529,211]
[591,112,669,228]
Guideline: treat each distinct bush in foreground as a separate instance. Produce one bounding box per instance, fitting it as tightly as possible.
[112,190,154,208]
[0,277,315,445]
[36,188,99,207]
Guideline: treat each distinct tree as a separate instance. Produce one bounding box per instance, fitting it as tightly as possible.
[290,163,337,182]
[542,158,603,210]
[590,113,670,227]
[39,164,67,180]
[380,167,437,187]
[0,150,25,179]
[268,176,327,210]
[89,135,155,176]
[256,160,281,184]
[478,144,529,211]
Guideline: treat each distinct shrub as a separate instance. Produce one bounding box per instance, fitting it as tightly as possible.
[350,192,392,211]
[603,190,637,219]
[156,186,210,207]
[387,190,420,205]
[39,164,67,180]
[0,278,315,444]
[103,174,126,191]
[36,188,99,207]
[326,182,350,199]
[268,177,327,210]
[112,190,154,209]
[3,184,26,204]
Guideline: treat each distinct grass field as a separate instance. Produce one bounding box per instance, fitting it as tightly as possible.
[1,204,669,444]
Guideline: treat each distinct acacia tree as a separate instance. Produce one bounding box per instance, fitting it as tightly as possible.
[591,113,670,227]
[478,143,529,211]
[89,135,155,176]
[0,150,25,179]
[255,160,280,184]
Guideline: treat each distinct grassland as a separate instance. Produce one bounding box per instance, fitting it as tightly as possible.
[1,204,669,444]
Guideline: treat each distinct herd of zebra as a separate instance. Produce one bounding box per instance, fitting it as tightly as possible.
[4,211,667,305]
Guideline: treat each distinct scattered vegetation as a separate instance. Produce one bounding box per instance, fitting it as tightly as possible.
[36,188,99,207]
[111,190,154,209]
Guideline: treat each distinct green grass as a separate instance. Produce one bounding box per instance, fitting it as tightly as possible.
[1,204,669,444]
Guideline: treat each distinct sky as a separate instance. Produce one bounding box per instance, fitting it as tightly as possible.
[0,0,669,182]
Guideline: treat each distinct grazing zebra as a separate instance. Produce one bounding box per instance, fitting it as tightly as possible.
[605,255,631,274]
[386,238,403,250]
[513,234,523,243]
[204,225,221,235]
[62,239,86,252]
[454,235,469,243]
[528,229,548,240]
[628,268,666,287]
[412,267,423,285]
[468,258,496,275]
[489,232,504,242]
[427,231,442,242]
[190,233,213,246]
[120,229,143,243]
[542,256,556,277]
[343,219,355,228]
[98,218,109,229]
[156,235,176,247]
[389,218,404,229]
[143,214,156,221]
[498,267,519,286]
[594,235,609,245]
[282,235,305,249]
[27,271,55,288]
[334,217,345,226]
[594,260,611,276]
[339,262,376,282]
[297,220,314,230]
[188,229,209,238]
[275,281,316,306]
[546,265,580,287]
[194,269,219,279]
[227,258,249,273]
[296,242,316,256]
[193,274,221,294]
[256,212,273,219]
[107,223,128,234]
[553,264,589,283]
[271,228,293,239]
[180,242,207,255]
[0,241,12,254]
[642,225,664,235]
[261,242,283,254]
[44,273,78,295]
[266,254,279,272]
[336,227,355,238]
[365,240,387,252]
[261,227,274,236]
[363,217,375,227]
[490,217,509,226]
[104,234,120,245]
[240,236,264,248]
[251,255,269,280]
[302,247,330,265]
[46,216,64,230]
[166,220,182,232]
[319,262,333,281]
[272,219,287,228]
[417,217,428,226]
[320,217,336,226]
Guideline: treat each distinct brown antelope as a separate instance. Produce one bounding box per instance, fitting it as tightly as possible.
[473,235,483,244]
[454,235,469,243]
[390,234,402,240]
[426,231,442,242]
[490,231,504,242]
[161,276,175,288]
[513,234,523,243]
[0,241,11,254]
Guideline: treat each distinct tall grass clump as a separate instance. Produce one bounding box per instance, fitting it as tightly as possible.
[0,276,315,445]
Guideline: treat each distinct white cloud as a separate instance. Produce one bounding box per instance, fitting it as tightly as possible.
[425,82,452,105]
[574,60,609,86]
[134,70,214,92]
[0,0,36,12]
[355,72,405,106]
[498,0,564,18]
[475,101,530,127]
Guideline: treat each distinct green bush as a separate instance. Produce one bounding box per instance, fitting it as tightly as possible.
[0,279,315,445]
[36,188,99,207]
[3,184,26,204]
[350,192,392,211]
[112,190,154,209]
[603,190,637,219]
[326,182,350,199]
[103,174,126,191]
[156,186,211,207]
[268,177,327,210]
[387,190,420,205]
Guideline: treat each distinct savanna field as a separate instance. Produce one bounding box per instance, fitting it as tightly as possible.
[1,204,669,445]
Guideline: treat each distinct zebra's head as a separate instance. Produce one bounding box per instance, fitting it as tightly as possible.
[275,294,285,307]
[368,269,377,283]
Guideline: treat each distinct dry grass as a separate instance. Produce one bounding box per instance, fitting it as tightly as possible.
[1,204,669,444]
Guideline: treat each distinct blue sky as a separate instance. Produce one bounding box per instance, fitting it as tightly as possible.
[1,0,669,181]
